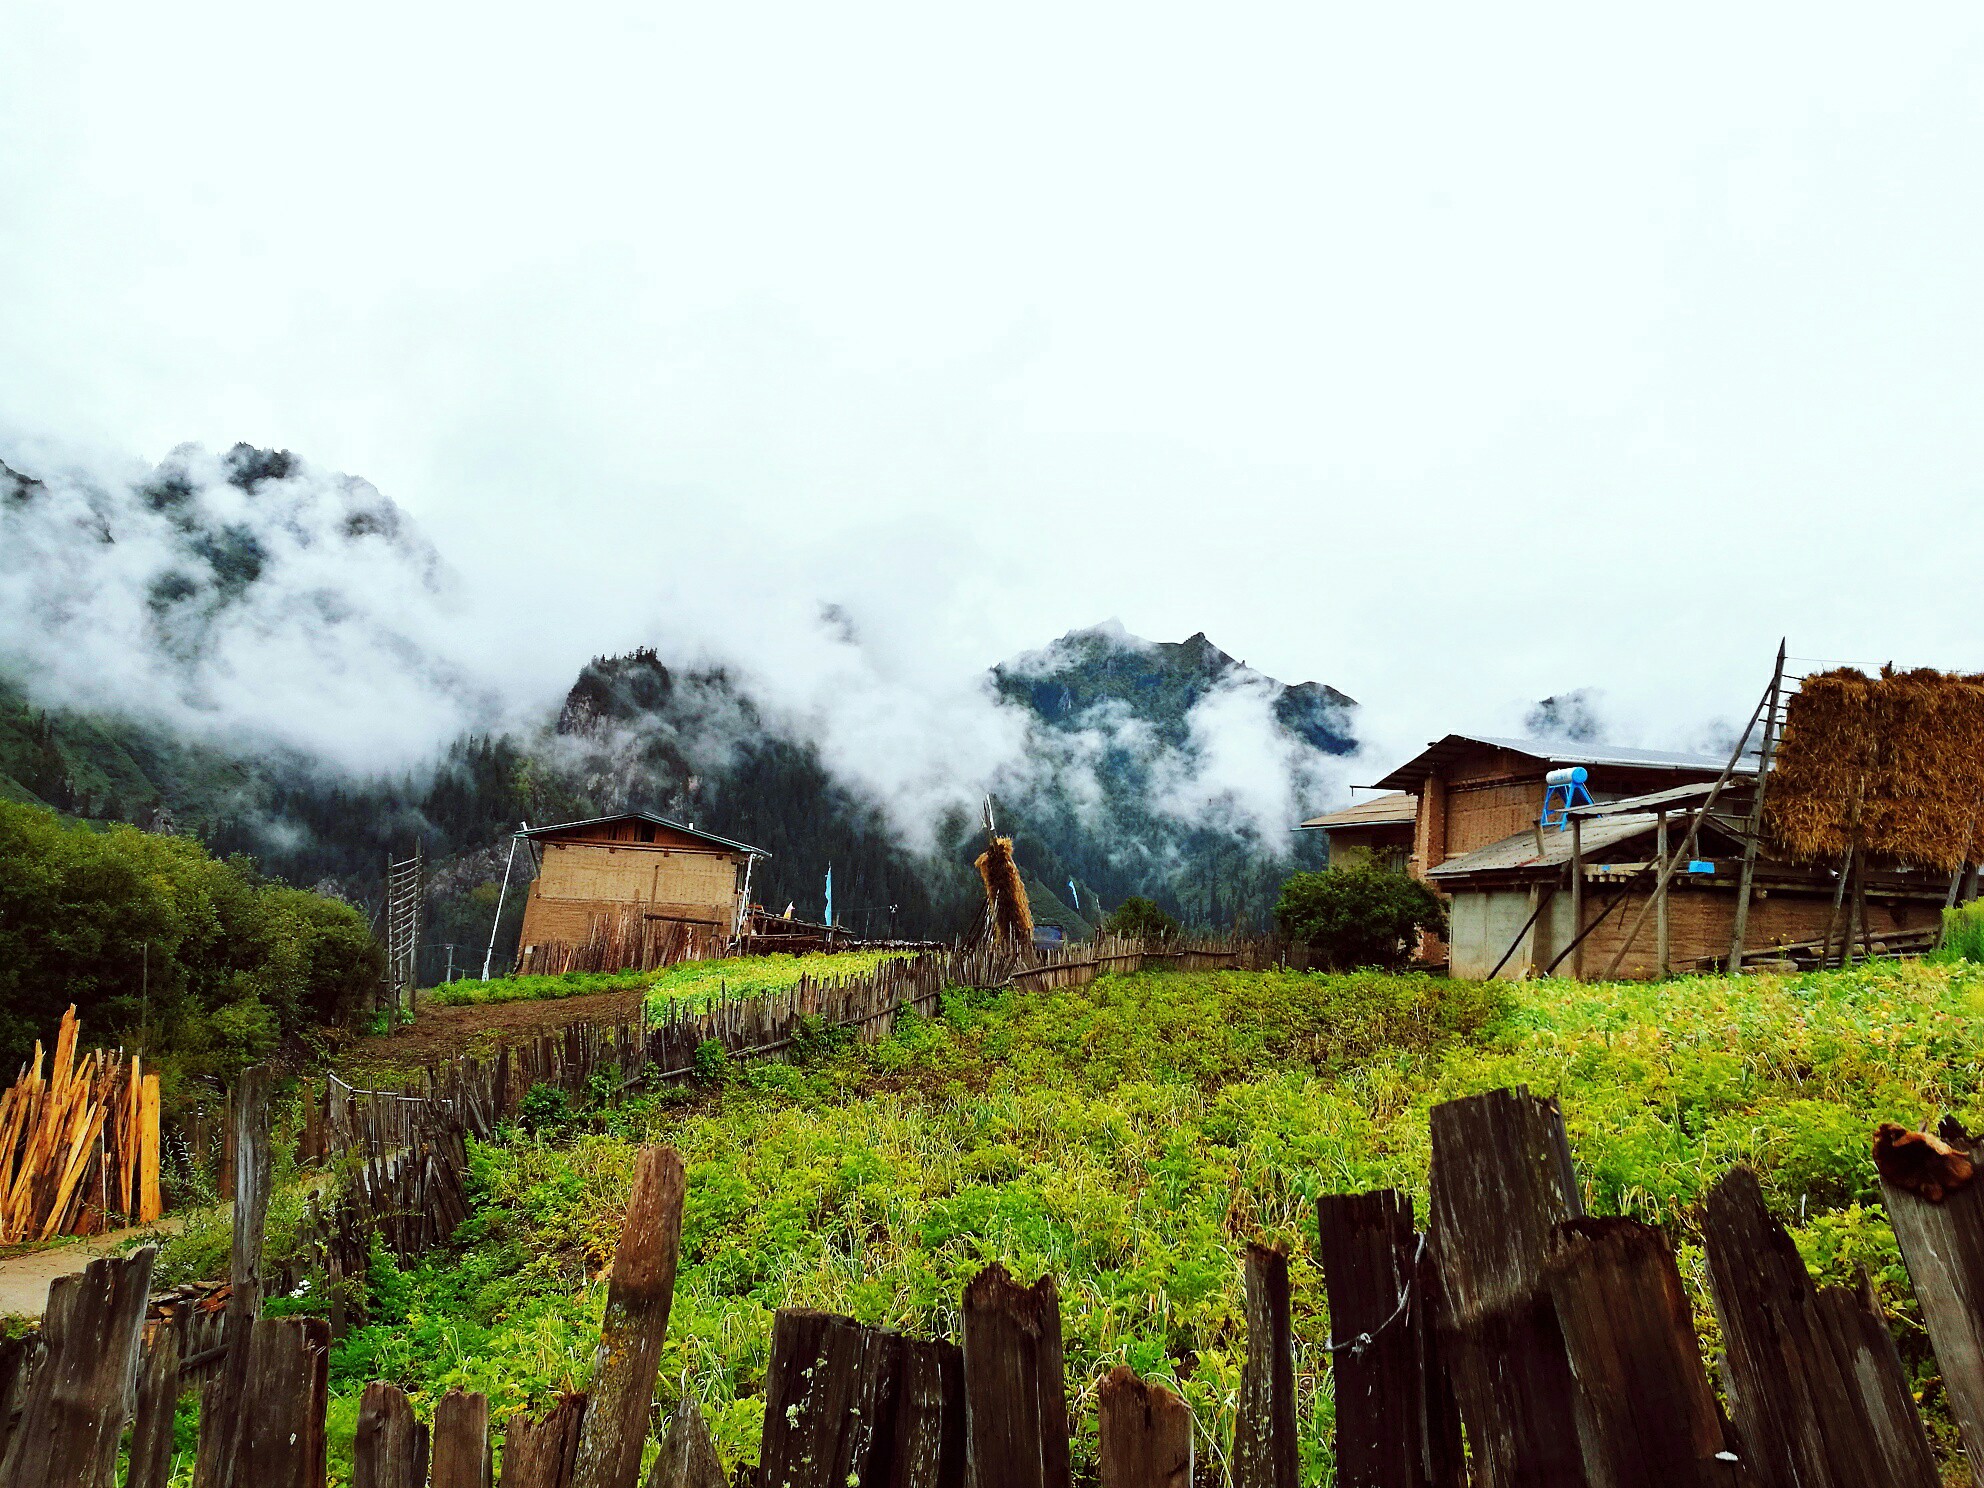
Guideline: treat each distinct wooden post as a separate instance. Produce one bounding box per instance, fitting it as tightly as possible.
[128,1314,185,1488]
[1569,815,1584,980]
[431,1389,491,1488]
[0,1336,39,1471]
[0,1247,155,1488]
[570,1146,686,1488]
[1876,1125,1984,1466]
[214,1318,330,1488]
[1542,1218,1734,1488]
[355,1381,429,1488]
[1655,812,1670,979]
[498,1394,587,1488]
[199,1061,275,1488]
[1703,1166,1939,1488]
[1315,1189,1463,1488]
[1427,1088,1588,1488]
[757,1310,902,1488]
[887,1339,965,1488]
[648,1398,726,1488]
[1818,847,1853,970]
[1097,1366,1191,1488]
[1729,638,1787,971]
[1232,1244,1297,1488]
[960,1264,1072,1488]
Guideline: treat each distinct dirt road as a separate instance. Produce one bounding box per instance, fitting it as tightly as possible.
[0,1219,183,1318]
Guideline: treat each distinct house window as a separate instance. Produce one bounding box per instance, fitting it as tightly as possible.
[639,823,657,843]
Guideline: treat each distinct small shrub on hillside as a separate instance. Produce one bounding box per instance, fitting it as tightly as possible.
[1937,902,1984,963]
[1100,897,1179,940]
[1276,866,1446,971]
[515,1084,574,1136]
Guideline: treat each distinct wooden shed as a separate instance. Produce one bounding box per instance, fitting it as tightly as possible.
[514,812,767,971]
[1298,791,1417,873]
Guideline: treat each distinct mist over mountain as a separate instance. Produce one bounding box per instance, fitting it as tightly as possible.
[0,441,1358,958]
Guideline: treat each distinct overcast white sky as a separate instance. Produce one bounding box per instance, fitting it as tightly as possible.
[4,0,1983,779]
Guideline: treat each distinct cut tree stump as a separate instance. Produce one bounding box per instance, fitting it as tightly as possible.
[1704,1165,1938,1488]
[0,1246,154,1488]
[1542,1217,1736,1488]
[1097,1365,1192,1488]
[570,1146,686,1488]
[1231,1244,1297,1488]
[1427,1086,1588,1488]
[961,1264,1072,1488]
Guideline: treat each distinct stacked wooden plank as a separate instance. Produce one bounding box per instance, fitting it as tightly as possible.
[0,1006,163,1241]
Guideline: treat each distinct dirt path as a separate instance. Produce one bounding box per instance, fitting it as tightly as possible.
[338,987,651,1080]
[0,1219,185,1319]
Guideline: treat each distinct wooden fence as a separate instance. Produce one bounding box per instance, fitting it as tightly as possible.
[0,1006,161,1241]
[303,936,1265,1162]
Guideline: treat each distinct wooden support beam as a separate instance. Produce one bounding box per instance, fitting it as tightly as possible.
[1569,815,1584,981]
[570,1146,686,1488]
[1655,812,1671,979]
[1729,638,1787,971]
[961,1264,1072,1488]
[1097,1366,1192,1488]
[0,1247,155,1488]
[1232,1244,1298,1488]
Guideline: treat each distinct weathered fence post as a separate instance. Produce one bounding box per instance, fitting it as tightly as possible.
[961,1263,1072,1488]
[1704,1165,1939,1488]
[570,1145,686,1488]
[0,1247,155,1488]
[432,1389,492,1488]
[1315,1188,1463,1488]
[0,1335,38,1470]
[888,1338,966,1488]
[1427,1086,1589,1488]
[499,1394,588,1488]
[1875,1121,1984,1465]
[1541,1217,1735,1488]
[216,1317,330,1488]
[1231,1243,1298,1488]
[757,1309,902,1488]
[1097,1365,1192,1488]
[196,1062,274,1488]
[129,1314,186,1488]
[646,1398,726,1488]
[355,1381,429,1488]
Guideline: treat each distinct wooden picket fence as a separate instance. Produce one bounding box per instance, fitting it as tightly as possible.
[300,936,1266,1163]
[0,1006,161,1241]
[9,1081,1984,1486]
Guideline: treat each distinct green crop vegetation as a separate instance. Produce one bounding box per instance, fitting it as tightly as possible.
[152,959,1984,1484]
[426,950,913,1013]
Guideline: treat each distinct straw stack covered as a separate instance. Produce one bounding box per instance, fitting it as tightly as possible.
[0,1005,162,1241]
[1766,667,1984,872]
[974,835,1036,946]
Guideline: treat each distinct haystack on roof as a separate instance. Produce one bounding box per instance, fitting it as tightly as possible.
[1765,667,1984,872]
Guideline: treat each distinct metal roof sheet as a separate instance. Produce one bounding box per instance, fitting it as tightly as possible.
[518,811,769,857]
[1568,779,1755,818]
[1372,734,1755,792]
[1427,815,1662,878]
[1298,791,1418,830]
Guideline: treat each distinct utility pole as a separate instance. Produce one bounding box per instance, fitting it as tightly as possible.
[483,822,526,980]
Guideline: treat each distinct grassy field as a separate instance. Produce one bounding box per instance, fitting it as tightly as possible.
[423,949,914,1012]
[157,959,1984,1484]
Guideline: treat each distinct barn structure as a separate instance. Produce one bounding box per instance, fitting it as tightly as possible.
[514,812,767,973]
[1351,725,1955,980]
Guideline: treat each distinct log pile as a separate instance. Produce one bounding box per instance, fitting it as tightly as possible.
[0,1006,162,1241]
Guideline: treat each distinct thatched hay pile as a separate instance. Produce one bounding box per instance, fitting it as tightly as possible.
[1766,667,1984,871]
[974,835,1035,946]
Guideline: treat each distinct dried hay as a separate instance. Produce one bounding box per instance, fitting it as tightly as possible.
[974,835,1035,946]
[1765,667,1984,871]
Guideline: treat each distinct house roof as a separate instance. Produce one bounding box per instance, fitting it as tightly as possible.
[1427,815,1664,879]
[1567,779,1755,819]
[518,811,769,857]
[1372,734,1754,793]
[1298,791,1418,831]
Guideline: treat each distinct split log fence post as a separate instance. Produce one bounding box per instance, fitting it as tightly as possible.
[1231,1244,1298,1488]
[1096,1366,1192,1488]
[1703,1165,1939,1488]
[498,1394,587,1488]
[228,1318,331,1488]
[1427,1087,1588,1488]
[569,1146,686,1488]
[0,1336,36,1468]
[757,1309,902,1488]
[355,1381,429,1488]
[1876,1124,1984,1465]
[647,1399,726,1488]
[197,1062,274,1488]
[0,1247,155,1488]
[129,1313,186,1488]
[432,1389,492,1488]
[887,1338,966,1488]
[961,1264,1072,1488]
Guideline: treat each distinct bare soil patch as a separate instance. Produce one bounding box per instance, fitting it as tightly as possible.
[338,988,650,1081]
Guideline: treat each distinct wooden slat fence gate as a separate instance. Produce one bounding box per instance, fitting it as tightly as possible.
[13,1082,1984,1486]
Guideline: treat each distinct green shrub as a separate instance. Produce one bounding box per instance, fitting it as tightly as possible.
[1099,897,1179,940]
[1938,902,1984,963]
[1275,866,1447,971]
[516,1084,574,1135]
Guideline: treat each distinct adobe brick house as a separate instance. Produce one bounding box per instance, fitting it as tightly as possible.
[515,812,767,961]
[1298,792,1417,873]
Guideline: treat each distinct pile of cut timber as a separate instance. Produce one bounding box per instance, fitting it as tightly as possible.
[0,1006,162,1241]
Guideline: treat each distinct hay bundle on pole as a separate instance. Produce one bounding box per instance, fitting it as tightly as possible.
[975,835,1036,948]
[1766,667,1984,872]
